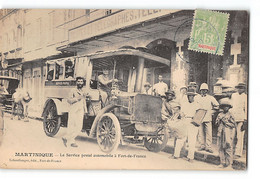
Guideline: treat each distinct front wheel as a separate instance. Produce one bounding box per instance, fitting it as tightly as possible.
[144,127,168,152]
[97,113,121,153]
[43,102,61,137]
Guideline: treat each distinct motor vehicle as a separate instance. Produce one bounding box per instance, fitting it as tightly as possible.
[42,49,170,153]
[0,76,19,112]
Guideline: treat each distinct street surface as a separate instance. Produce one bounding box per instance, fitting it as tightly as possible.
[0,113,225,170]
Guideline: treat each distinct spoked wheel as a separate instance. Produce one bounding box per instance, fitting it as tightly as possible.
[144,126,168,152]
[43,102,61,137]
[97,113,121,153]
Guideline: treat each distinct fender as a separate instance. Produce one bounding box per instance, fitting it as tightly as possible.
[42,98,68,116]
[89,104,119,138]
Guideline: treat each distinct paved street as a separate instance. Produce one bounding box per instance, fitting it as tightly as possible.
[0,113,226,170]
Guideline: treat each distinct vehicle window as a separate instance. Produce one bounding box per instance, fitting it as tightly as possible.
[47,63,55,81]
[0,79,9,89]
[90,70,99,89]
[65,59,75,79]
[55,62,64,80]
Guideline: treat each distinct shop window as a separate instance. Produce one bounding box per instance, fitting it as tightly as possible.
[65,59,75,79]
[47,63,54,81]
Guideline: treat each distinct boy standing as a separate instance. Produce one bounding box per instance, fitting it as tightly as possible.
[215,98,236,169]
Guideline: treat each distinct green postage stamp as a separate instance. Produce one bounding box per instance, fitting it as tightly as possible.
[189,9,229,56]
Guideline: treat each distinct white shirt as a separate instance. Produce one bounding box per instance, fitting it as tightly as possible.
[153,81,168,96]
[181,99,200,118]
[230,92,247,122]
[195,94,219,122]
[68,88,88,113]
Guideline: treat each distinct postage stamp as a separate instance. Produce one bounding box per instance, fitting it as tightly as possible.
[188,9,230,55]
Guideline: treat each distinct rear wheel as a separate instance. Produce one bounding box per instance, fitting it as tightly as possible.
[43,102,61,137]
[97,113,121,153]
[144,126,168,152]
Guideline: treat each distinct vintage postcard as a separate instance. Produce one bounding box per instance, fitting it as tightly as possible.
[0,9,248,170]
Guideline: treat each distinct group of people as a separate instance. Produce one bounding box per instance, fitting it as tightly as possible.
[61,73,247,169]
[157,78,247,169]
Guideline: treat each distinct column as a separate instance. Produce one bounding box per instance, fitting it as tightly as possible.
[228,30,243,86]
[170,41,186,91]
[135,57,145,92]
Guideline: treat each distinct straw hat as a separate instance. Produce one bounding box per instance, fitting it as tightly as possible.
[219,98,232,108]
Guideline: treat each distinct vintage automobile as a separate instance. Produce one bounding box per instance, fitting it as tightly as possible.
[42,49,170,153]
[0,76,19,112]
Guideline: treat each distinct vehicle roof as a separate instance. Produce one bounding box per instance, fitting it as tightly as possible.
[87,49,170,66]
[46,49,170,67]
[0,76,19,80]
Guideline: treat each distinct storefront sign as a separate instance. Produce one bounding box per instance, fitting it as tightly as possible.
[69,9,179,43]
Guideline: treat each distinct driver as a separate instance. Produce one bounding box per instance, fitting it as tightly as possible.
[98,69,118,106]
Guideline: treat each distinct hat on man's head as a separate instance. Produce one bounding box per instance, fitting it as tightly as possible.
[219,98,232,108]
[187,88,197,96]
[144,82,151,87]
[165,90,175,96]
[235,82,246,89]
[189,82,197,86]
[180,86,187,91]
[200,83,209,90]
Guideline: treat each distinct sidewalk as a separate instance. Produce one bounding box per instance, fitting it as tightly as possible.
[162,138,247,170]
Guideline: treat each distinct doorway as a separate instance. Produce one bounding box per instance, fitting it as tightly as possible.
[188,51,209,91]
[32,67,42,111]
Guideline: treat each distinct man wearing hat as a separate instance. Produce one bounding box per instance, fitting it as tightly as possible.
[230,82,247,158]
[153,75,168,98]
[161,90,186,159]
[98,69,118,106]
[195,83,219,153]
[180,88,201,162]
[215,98,236,169]
[142,82,153,95]
[161,90,180,121]
[62,76,89,148]
[179,86,188,104]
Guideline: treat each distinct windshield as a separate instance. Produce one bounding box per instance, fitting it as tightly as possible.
[90,55,164,93]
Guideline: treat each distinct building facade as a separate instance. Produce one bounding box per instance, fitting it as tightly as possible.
[0,9,249,113]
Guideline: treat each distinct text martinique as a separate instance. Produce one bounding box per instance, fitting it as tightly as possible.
[15,152,54,157]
